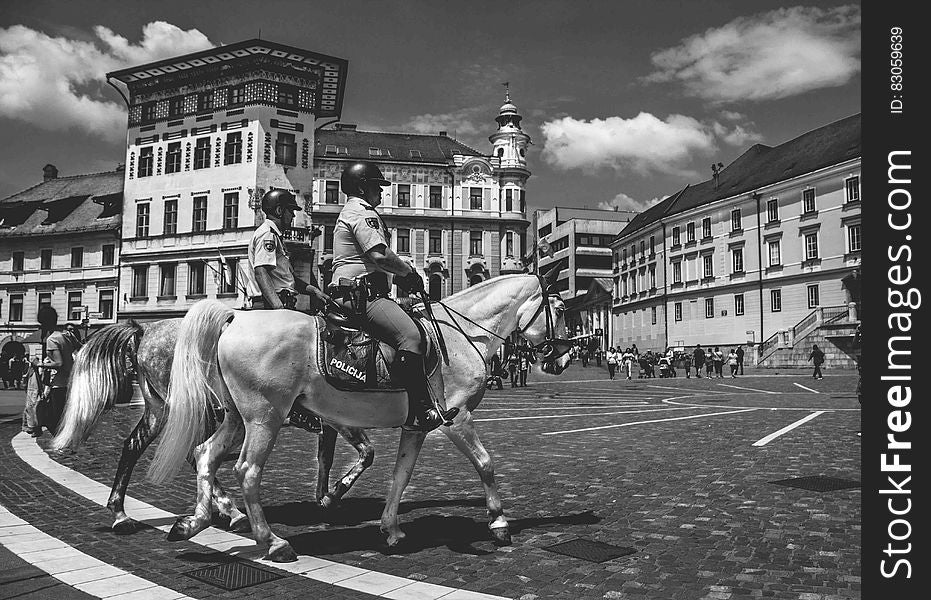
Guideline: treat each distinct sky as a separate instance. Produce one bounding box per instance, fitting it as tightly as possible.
[0,0,861,214]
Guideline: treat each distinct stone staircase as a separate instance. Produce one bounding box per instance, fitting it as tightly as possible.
[757,305,860,369]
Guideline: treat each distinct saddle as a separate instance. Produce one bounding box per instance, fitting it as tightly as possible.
[315,310,440,392]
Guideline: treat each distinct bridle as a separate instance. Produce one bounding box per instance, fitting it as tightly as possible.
[514,274,573,364]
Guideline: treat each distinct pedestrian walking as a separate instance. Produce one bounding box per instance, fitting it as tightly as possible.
[622,347,635,380]
[580,348,588,368]
[736,345,745,375]
[727,348,739,377]
[692,344,705,378]
[607,347,618,380]
[34,323,82,435]
[508,349,519,387]
[518,345,533,387]
[808,344,825,379]
[486,353,504,390]
[713,346,724,378]
[683,351,692,378]
[595,348,603,368]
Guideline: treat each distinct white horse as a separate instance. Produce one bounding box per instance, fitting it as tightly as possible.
[149,273,571,562]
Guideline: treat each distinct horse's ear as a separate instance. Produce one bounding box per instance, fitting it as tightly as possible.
[542,265,560,288]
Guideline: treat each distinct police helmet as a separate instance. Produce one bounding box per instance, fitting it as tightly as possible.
[340,162,391,196]
[261,189,302,216]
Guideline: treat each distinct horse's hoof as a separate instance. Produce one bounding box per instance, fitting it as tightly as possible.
[265,542,298,563]
[228,515,251,533]
[167,517,196,541]
[490,527,512,546]
[111,518,142,535]
[318,494,338,510]
[382,529,407,550]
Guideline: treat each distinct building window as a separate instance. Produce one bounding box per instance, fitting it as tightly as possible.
[219,258,238,294]
[702,254,713,278]
[639,240,645,256]
[845,176,860,203]
[368,147,381,157]
[275,132,296,166]
[429,273,443,301]
[396,228,410,254]
[168,97,184,118]
[323,225,334,251]
[629,274,637,294]
[672,261,682,284]
[102,244,115,266]
[324,144,337,156]
[277,85,297,107]
[159,264,176,297]
[193,137,211,170]
[705,298,714,318]
[165,142,181,174]
[224,132,242,165]
[651,306,657,325]
[701,217,712,239]
[520,189,526,212]
[38,292,52,313]
[735,293,745,316]
[803,189,816,214]
[469,231,483,256]
[132,266,148,298]
[196,91,213,112]
[807,285,820,309]
[163,199,178,235]
[325,181,340,204]
[8,294,23,322]
[672,226,681,246]
[40,249,52,270]
[140,102,156,123]
[506,231,514,257]
[848,224,861,252]
[429,229,442,254]
[70,247,83,268]
[505,189,513,211]
[768,240,781,266]
[429,186,442,209]
[228,85,244,105]
[767,198,779,222]
[67,291,82,321]
[649,265,656,288]
[397,184,411,208]
[804,232,819,260]
[98,289,114,320]
[136,202,150,238]
[470,187,483,211]
[674,302,682,322]
[223,193,239,230]
[771,289,782,312]
[731,208,742,231]
[649,235,655,255]
[686,222,695,243]
[731,247,744,273]
[138,146,153,177]
[192,196,207,232]
[12,251,24,271]
[188,262,205,295]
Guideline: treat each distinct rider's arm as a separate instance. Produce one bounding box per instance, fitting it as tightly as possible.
[254,266,284,309]
[367,244,415,276]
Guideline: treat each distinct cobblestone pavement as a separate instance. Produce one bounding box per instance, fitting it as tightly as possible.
[0,364,861,599]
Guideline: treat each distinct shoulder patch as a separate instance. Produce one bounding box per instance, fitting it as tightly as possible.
[263,240,276,252]
[365,217,380,229]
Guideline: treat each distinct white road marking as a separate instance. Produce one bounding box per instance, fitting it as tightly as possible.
[752,411,826,447]
[647,385,733,394]
[0,416,23,424]
[662,399,859,412]
[0,503,193,600]
[541,408,759,435]
[718,384,781,394]
[793,382,820,394]
[11,433,509,600]
[476,406,697,422]
[479,404,650,412]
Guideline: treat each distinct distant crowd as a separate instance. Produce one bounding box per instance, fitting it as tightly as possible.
[573,343,747,381]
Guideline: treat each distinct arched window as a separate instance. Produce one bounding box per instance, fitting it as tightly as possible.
[429,274,443,301]
[496,148,504,157]
[469,274,484,287]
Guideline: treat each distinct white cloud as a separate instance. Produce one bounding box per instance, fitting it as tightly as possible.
[646,5,860,103]
[540,112,717,176]
[400,108,484,138]
[598,192,667,212]
[712,121,764,147]
[0,23,213,142]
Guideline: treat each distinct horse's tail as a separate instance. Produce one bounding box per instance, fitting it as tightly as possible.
[51,322,143,452]
[148,300,234,484]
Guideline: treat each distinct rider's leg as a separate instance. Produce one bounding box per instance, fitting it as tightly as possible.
[364,299,458,432]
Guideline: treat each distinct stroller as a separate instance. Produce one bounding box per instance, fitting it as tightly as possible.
[657,355,675,378]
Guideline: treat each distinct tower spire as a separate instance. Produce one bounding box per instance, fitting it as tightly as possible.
[502,81,510,103]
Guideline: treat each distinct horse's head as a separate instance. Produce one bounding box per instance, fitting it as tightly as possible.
[516,275,572,375]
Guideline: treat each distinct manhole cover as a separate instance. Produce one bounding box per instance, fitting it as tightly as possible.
[184,561,284,590]
[771,476,860,492]
[543,538,636,562]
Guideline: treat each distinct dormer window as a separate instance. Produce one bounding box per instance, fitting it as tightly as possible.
[337,147,349,155]
[324,145,337,155]
[410,150,422,159]
[369,147,381,157]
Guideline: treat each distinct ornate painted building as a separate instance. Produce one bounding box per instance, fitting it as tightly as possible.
[107,39,348,319]
[309,92,532,299]
[1,165,123,357]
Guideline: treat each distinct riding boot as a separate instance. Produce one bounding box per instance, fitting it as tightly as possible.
[397,350,459,432]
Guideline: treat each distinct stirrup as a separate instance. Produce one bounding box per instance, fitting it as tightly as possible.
[402,406,459,433]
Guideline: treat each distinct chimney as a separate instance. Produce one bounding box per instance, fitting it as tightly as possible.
[335,123,357,131]
[43,164,58,181]
[438,131,447,137]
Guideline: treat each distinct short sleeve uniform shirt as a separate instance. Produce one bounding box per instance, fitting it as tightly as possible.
[248,220,295,294]
[331,196,390,282]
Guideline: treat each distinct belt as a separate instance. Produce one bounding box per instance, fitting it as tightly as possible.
[328,274,389,302]
[250,289,297,310]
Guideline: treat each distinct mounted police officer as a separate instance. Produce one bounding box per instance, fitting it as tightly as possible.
[329,162,459,432]
[249,189,331,312]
